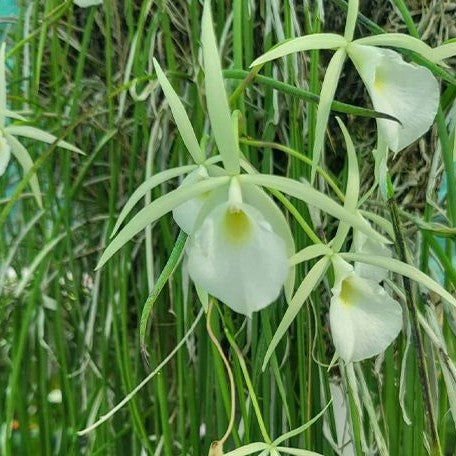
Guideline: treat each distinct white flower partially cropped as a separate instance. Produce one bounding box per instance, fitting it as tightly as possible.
[347,43,439,154]
[186,178,289,317]
[330,256,402,363]
[250,0,440,181]
[0,42,83,207]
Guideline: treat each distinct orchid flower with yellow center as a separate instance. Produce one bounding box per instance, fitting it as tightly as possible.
[260,120,456,369]
[96,0,388,317]
[0,42,83,207]
[250,0,440,184]
[329,255,402,363]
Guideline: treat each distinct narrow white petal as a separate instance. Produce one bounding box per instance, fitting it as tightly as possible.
[330,272,402,362]
[0,134,11,176]
[348,44,439,152]
[187,202,289,316]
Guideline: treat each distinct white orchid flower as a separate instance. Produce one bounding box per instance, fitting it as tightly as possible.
[251,0,440,182]
[97,0,390,317]
[187,178,289,316]
[0,42,83,207]
[329,255,402,363]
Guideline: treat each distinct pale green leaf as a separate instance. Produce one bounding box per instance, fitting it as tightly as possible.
[96,176,230,270]
[352,33,434,59]
[340,252,456,308]
[224,443,269,456]
[290,244,332,265]
[311,48,347,184]
[111,164,197,237]
[153,58,205,164]
[5,132,42,208]
[15,232,66,297]
[263,257,330,370]
[202,0,240,174]
[238,174,390,244]
[5,125,84,154]
[250,33,347,67]
[0,42,6,128]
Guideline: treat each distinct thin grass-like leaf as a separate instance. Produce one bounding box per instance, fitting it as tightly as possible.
[202,0,240,174]
[140,231,187,357]
[5,125,84,154]
[251,33,346,67]
[153,58,205,164]
[263,257,330,370]
[5,131,42,207]
[0,42,6,128]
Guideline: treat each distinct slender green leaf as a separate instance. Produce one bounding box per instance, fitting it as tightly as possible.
[5,132,42,207]
[263,257,330,370]
[5,125,84,154]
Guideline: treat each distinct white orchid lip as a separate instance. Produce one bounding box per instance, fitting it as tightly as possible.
[329,256,402,363]
[186,184,289,317]
[347,43,439,153]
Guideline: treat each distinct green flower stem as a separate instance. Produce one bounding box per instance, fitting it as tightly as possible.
[388,198,442,456]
